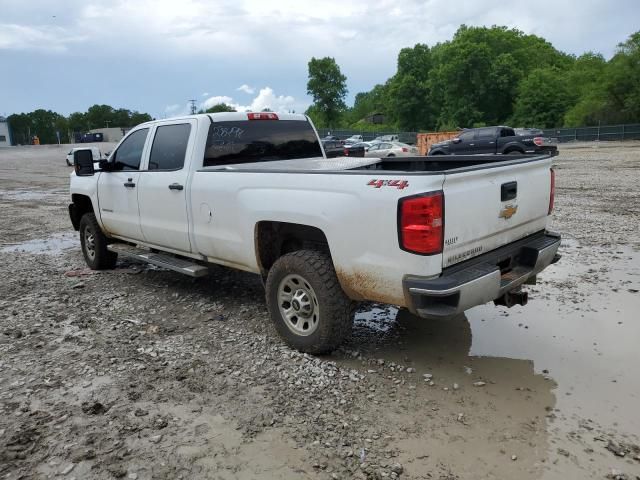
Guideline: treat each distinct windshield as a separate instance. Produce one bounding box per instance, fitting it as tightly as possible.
[204,120,322,166]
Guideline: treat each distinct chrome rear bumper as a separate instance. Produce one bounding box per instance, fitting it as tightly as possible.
[403,231,561,318]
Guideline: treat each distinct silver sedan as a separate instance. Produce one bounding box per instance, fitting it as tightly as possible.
[364,142,419,157]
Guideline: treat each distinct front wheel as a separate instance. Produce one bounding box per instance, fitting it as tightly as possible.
[265,250,355,354]
[79,213,117,270]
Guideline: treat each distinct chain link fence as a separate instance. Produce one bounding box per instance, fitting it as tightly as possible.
[542,124,640,142]
[318,123,640,145]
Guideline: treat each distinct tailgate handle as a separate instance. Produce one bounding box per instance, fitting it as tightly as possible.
[501,181,517,201]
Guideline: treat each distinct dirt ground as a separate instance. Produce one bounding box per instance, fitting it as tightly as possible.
[0,142,639,480]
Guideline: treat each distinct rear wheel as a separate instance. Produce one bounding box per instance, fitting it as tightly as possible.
[79,213,117,270]
[265,250,354,354]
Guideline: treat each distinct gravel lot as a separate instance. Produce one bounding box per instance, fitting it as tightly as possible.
[0,142,639,480]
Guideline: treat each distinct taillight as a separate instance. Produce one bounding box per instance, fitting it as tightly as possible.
[343,148,349,156]
[247,112,279,120]
[549,168,555,214]
[533,137,544,146]
[398,192,444,255]
[401,147,408,152]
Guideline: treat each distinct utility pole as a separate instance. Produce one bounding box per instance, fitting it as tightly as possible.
[189,99,197,115]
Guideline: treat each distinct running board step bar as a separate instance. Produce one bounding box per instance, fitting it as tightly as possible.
[107,243,209,277]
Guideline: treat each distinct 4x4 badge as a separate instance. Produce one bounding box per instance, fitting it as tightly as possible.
[499,204,518,219]
[367,179,409,190]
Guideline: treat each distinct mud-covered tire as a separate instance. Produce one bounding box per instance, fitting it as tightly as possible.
[79,213,117,270]
[265,250,355,354]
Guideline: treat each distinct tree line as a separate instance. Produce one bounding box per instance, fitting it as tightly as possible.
[306,26,640,131]
[7,105,152,145]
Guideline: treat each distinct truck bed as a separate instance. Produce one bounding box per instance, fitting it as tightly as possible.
[200,154,551,174]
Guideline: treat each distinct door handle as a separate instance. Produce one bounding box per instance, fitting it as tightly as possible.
[123,178,136,188]
[469,143,475,146]
[168,183,184,191]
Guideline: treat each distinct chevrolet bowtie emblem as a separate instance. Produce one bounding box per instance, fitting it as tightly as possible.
[499,204,518,219]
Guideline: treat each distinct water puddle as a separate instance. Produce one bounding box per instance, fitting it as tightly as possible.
[0,189,64,201]
[1,232,79,255]
[342,243,640,477]
[354,304,398,333]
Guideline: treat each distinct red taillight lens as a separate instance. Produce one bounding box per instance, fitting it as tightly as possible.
[401,147,408,152]
[343,148,349,156]
[533,136,544,146]
[399,192,444,255]
[549,168,555,214]
[247,112,279,120]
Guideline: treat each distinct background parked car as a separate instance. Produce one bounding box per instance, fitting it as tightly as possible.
[343,135,363,145]
[345,141,373,152]
[323,139,366,158]
[66,147,103,166]
[365,142,418,157]
[373,134,399,143]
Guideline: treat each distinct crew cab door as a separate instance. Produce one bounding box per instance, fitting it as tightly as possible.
[98,128,150,240]
[474,127,498,154]
[450,130,476,154]
[137,121,195,252]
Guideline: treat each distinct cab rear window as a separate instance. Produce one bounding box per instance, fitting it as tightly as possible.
[203,120,322,167]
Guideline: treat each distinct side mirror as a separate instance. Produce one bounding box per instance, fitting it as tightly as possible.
[74,150,95,176]
[98,159,112,171]
[452,137,461,144]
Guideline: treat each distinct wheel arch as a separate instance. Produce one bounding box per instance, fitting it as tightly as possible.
[254,221,332,279]
[69,194,96,231]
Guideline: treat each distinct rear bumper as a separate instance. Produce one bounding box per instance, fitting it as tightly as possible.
[403,231,561,319]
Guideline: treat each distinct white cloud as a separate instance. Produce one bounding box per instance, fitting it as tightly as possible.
[164,104,181,113]
[200,87,299,113]
[201,92,209,97]
[237,84,255,94]
[0,23,83,52]
[201,95,235,110]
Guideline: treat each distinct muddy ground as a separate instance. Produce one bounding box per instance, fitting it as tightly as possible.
[0,142,639,480]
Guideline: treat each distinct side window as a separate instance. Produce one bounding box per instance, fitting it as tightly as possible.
[112,128,149,170]
[501,128,515,137]
[148,124,191,170]
[477,128,495,138]
[459,131,475,141]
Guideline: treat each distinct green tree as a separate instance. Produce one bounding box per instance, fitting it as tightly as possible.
[68,112,88,132]
[306,57,347,128]
[85,104,115,129]
[204,103,237,113]
[385,44,434,130]
[129,111,153,126]
[602,31,640,123]
[512,67,574,128]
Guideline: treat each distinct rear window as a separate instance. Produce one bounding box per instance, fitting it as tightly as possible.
[203,120,322,167]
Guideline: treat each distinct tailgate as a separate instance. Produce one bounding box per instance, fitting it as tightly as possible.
[442,157,552,267]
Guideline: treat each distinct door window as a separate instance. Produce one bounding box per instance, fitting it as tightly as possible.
[458,131,475,141]
[112,128,149,170]
[477,128,496,138]
[148,124,192,170]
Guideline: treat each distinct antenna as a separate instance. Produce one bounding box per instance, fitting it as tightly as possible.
[189,99,197,114]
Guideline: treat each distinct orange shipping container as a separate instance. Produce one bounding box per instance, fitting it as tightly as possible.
[416,131,459,156]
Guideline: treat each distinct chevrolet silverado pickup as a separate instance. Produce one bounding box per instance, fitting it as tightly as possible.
[69,112,560,353]
[428,125,557,156]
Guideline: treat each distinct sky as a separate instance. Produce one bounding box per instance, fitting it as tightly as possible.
[1,0,639,119]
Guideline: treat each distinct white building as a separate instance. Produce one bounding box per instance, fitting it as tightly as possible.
[0,117,10,147]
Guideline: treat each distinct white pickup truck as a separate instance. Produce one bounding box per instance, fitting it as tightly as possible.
[69,112,560,353]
